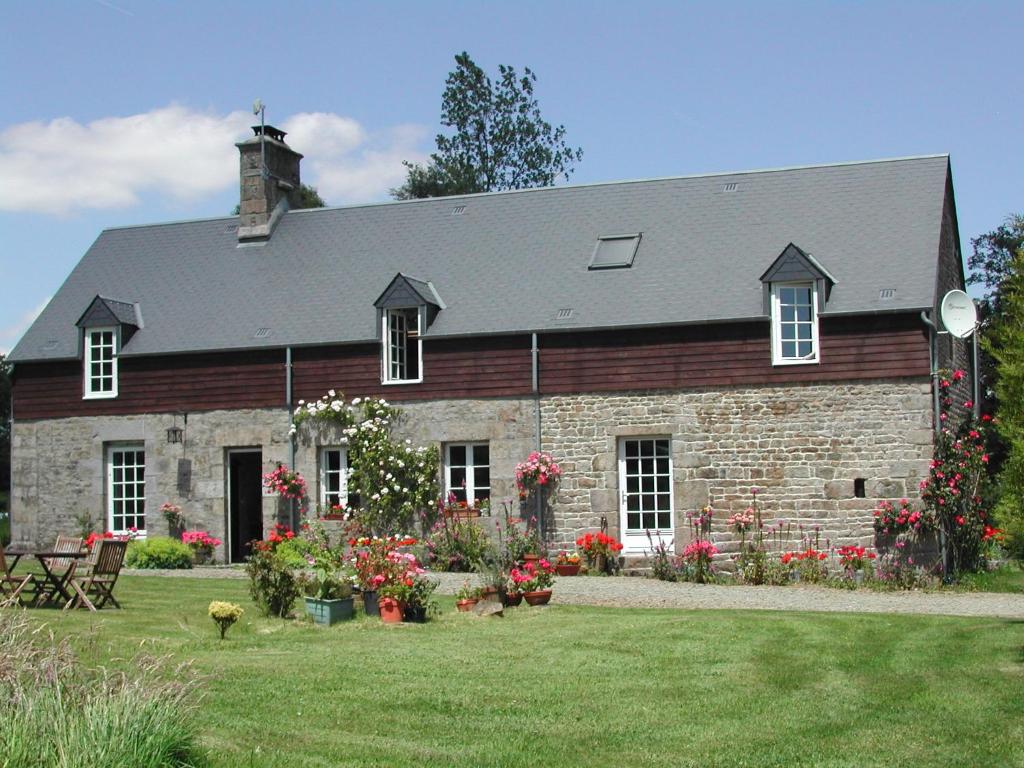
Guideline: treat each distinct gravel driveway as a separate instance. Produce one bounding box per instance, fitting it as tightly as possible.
[124,567,1024,619]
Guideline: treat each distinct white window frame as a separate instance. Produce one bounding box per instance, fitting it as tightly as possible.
[382,307,423,384]
[770,281,820,366]
[84,326,119,399]
[618,436,674,554]
[107,443,146,537]
[445,442,490,506]
[319,446,351,510]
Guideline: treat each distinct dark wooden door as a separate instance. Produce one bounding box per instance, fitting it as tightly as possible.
[229,451,263,563]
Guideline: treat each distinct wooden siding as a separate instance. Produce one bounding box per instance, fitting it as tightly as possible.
[12,350,285,421]
[538,314,930,394]
[12,315,929,420]
[292,335,534,402]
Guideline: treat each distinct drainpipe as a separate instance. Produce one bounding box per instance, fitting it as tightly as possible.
[286,346,296,531]
[532,333,543,536]
[920,311,949,579]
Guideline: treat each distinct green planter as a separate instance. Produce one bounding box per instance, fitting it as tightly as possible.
[304,596,354,626]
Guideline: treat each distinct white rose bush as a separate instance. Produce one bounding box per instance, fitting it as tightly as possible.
[292,390,440,535]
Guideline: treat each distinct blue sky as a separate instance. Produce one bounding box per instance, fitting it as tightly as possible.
[2,0,1021,354]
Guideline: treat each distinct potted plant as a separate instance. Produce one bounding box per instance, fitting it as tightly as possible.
[403,575,439,623]
[181,530,222,565]
[576,531,624,574]
[513,558,556,605]
[502,571,525,606]
[301,566,354,626]
[377,580,412,624]
[442,492,483,521]
[554,550,581,576]
[455,580,482,612]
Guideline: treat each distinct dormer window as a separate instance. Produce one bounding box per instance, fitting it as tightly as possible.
[374,273,444,386]
[76,295,140,400]
[85,327,119,398]
[383,308,422,383]
[760,243,835,367]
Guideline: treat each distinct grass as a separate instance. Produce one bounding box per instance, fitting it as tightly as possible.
[952,563,1024,593]
[21,575,1024,768]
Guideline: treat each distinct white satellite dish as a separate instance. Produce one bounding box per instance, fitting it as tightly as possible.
[940,290,978,338]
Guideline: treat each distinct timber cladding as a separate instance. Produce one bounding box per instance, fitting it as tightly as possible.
[11,314,928,420]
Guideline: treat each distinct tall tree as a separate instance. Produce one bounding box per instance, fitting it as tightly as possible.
[391,52,583,200]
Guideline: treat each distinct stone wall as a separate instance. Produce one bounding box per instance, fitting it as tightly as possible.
[12,381,934,562]
[10,408,289,554]
[540,380,934,557]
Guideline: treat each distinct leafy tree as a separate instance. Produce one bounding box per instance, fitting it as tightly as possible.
[295,184,326,209]
[967,214,1024,315]
[983,239,1024,558]
[391,52,583,200]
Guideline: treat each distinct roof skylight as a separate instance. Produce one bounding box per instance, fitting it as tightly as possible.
[589,233,641,270]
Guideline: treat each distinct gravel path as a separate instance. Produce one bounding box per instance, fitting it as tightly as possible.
[123,567,1024,619]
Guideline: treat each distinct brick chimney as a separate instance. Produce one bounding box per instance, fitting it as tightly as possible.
[236,125,303,242]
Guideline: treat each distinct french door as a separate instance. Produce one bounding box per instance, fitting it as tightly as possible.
[618,437,674,554]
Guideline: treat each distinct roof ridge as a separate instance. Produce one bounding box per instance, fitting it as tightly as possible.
[101,154,951,232]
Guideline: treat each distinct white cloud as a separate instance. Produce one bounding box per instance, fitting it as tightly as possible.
[0,105,429,214]
[0,297,50,356]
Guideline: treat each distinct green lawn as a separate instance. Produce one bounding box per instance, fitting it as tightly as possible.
[24,576,1024,768]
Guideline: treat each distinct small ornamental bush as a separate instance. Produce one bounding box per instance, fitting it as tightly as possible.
[508,559,555,592]
[125,537,194,570]
[208,601,244,640]
[424,517,492,572]
[781,548,829,583]
[837,545,877,573]
[680,539,718,584]
[246,532,301,618]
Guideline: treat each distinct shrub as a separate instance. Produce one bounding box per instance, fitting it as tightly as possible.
[273,536,318,569]
[208,601,244,640]
[425,517,492,571]
[0,611,207,767]
[125,537,194,569]
[246,543,299,618]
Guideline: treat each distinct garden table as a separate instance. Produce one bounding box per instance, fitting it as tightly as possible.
[5,548,89,604]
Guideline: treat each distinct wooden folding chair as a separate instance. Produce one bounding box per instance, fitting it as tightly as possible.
[64,539,128,611]
[34,535,84,605]
[0,546,36,608]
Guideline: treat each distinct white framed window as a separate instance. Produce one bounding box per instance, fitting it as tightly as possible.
[319,447,355,510]
[771,282,819,365]
[619,437,673,553]
[107,443,145,536]
[84,327,118,398]
[382,308,422,384]
[445,442,490,505]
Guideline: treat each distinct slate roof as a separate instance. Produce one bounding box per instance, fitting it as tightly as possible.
[9,154,953,363]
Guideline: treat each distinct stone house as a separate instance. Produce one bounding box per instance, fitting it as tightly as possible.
[7,126,969,561]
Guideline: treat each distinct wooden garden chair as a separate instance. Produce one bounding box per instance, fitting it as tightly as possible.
[34,535,84,605]
[0,545,36,608]
[64,538,128,611]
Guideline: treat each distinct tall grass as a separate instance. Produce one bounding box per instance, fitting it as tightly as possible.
[0,611,207,768]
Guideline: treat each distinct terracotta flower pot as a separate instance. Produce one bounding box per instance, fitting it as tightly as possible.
[503,592,523,607]
[378,596,405,623]
[523,589,552,606]
[456,598,479,612]
[555,564,580,576]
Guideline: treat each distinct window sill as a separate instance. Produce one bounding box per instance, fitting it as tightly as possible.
[771,357,820,367]
[381,378,423,386]
[83,392,118,400]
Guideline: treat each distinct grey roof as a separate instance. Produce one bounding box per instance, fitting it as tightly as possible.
[9,154,953,362]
